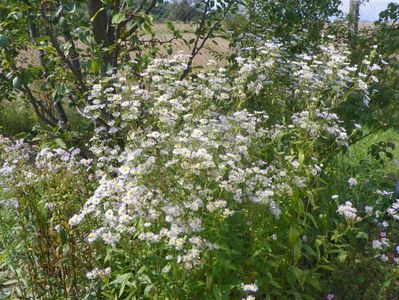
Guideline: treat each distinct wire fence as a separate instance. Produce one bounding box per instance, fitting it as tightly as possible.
[341,0,399,22]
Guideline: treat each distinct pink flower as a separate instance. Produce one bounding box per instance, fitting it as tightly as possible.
[327,294,335,300]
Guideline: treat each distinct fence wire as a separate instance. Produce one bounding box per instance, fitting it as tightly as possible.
[341,0,399,22]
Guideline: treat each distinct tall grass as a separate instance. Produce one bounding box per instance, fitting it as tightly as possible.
[0,100,36,137]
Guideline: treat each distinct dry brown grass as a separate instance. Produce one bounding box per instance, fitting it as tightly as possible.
[18,23,230,69]
[150,23,230,66]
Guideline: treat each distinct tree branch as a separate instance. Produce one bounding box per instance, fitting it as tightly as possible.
[124,0,158,38]
[0,69,58,127]
[39,6,88,95]
[181,0,234,80]
[111,0,157,68]
[27,14,69,129]
[86,0,109,46]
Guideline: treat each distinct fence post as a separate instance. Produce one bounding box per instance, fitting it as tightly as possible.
[349,0,360,35]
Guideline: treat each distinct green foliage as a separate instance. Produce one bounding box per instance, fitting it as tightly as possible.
[152,0,203,22]
[0,153,96,298]
[323,128,399,299]
[0,99,36,136]
[230,0,342,49]
[0,0,236,134]
[1,1,399,300]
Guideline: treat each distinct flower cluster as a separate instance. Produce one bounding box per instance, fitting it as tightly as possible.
[70,106,290,269]
[337,201,358,221]
[0,135,92,191]
[64,42,382,273]
[234,37,380,111]
[86,267,111,280]
[370,231,399,265]
[387,199,399,220]
[242,283,258,300]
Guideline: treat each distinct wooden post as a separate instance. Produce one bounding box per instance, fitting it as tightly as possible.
[349,0,360,35]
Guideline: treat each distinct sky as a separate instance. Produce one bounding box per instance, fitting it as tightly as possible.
[340,0,399,21]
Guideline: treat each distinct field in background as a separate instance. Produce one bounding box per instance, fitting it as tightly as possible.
[19,23,230,69]
[151,23,230,66]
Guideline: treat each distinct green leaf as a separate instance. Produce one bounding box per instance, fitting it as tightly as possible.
[288,225,300,245]
[143,284,155,298]
[59,229,68,245]
[212,286,222,300]
[166,21,175,32]
[303,245,316,257]
[382,278,392,288]
[1,279,18,286]
[206,274,213,290]
[298,149,304,168]
[270,279,282,289]
[12,76,22,89]
[317,265,336,271]
[293,267,306,289]
[0,34,9,48]
[307,276,321,291]
[90,60,101,74]
[286,267,296,287]
[110,273,132,297]
[143,21,152,33]
[355,231,368,240]
[306,190,315,207]
[112,13,125,25]
[90,7,105,23]
[337,251,347,263]
[293,240,302,262]
[55,138,66,148]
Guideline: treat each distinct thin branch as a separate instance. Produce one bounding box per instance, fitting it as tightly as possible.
[86,0,109,46]
[63,31,83,84]
[138,36,178,45]
[27,14,69,128]
[180,0,234,80]
[124,0,158,38]
[111,0,157,68]
[0,69,58,127]
[40,7,88,94]
[180,0,212,79]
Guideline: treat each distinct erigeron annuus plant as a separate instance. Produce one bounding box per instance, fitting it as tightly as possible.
[0,137,95,298]
[233,36,381,118]
[0,37,389,298]
[63,39,386,298]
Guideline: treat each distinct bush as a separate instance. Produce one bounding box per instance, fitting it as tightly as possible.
[2,35,399,299]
